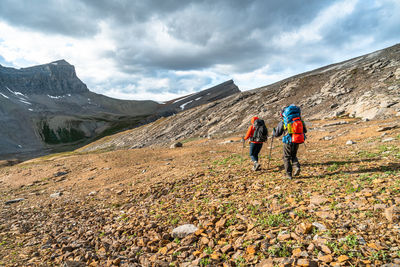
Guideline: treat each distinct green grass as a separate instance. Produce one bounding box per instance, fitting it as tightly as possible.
[267,243,291,257]
[212,154,244,166]
[258,213,292,227]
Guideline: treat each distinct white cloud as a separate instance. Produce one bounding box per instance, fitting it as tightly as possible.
[1,0,400,103]
[273,0,358,48]
[0,21,117,86]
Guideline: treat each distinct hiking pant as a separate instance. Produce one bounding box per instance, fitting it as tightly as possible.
[249,142,263,162]
[283,143,300,175]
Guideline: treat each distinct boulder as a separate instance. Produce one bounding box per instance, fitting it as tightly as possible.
[170,142,183,148]
[171,224,198,238]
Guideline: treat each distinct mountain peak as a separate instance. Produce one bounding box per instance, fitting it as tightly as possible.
[49,59,71,66]
[0,60,89,95]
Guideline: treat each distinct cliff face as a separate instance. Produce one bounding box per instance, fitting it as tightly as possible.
[81,43,400,152]
[0,60,88,95]
[0,60,240,160]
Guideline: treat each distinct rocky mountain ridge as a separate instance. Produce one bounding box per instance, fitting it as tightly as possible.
[0,61,239,160]
[0,60,88,95]
[81,43,400,152]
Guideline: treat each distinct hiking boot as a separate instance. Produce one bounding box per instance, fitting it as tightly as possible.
[293,167,301,176]
[253,162,260,171]
[285,173,293,180]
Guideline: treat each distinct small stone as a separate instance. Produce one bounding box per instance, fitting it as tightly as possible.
[210,252,221,260]
[310,196,329,205]
[377,125,398,132]
[292,248,302,257]
[296,222,314,234]
[318,254,333,263]
[170,142,183,148]
[316,211,335,220]
[312,222,327,231]
[171,224,198,238]
[320,244,331,254]
[297,259,310,266]
[54,171,68,177]
[384,206,399,222]
[337,255,349,262]
[50,192,62,198]
[215,218,226,229]
[5,198,25,205]
[256,259,274,267]
[382,137,395,143]
[307,243,315,252]
[221,244,233,254]
[277,233,291,241]
[199,236,209,246]
[63,261,85,267]
[159,247,168,254]
[246,245,256,255]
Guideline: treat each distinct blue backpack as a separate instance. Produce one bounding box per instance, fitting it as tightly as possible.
[282,105,305,144]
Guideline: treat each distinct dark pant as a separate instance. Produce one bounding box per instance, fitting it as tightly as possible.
[283,143,300,175]
[249,142,263,162]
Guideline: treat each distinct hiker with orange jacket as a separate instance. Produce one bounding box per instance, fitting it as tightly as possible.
[243,116,268,171]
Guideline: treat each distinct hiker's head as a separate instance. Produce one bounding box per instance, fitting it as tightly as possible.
[251,116,259,124]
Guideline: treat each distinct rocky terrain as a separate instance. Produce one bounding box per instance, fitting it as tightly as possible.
[0,60,239,160]
[1,43,400,267]
[80,44,400,152]
[0,117,399,266]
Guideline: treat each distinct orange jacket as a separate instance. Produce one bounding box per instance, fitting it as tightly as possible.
[244,116,263,144]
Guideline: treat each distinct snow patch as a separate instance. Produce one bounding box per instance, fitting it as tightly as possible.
[173,93,195,104]
[6,86,28,98]
[28,108,34,111]
[51,62,58,65]
[18,145,22,148]
[47,94,62,99]
[0,93,9,99]
[19,99,32,105]
[180,100,193,110]
[67,94,71,97]
[195,97,202,101]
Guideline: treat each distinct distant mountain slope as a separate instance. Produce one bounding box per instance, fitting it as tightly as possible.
[0,61,239,160]
[81,43,400,152]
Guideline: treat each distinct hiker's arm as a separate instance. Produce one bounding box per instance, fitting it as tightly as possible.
[273,121,284,137]
[244,125,252,140]
[303,121,307,133]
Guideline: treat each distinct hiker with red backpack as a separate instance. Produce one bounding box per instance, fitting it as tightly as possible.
[243,116,268,171]
[272,105,307,179]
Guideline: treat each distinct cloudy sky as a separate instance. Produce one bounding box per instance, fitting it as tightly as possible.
[0,0,399,101]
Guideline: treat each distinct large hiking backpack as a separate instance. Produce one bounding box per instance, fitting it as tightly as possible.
[251,119,268,142]
[282,105,305,144]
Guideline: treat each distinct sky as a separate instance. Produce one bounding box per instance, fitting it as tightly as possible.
[0,0,399,102]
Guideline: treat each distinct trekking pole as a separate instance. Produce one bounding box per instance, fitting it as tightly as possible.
[267,135,274,170]
[241,135,245,158]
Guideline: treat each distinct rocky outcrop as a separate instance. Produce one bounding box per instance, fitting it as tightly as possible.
[82,43,400,152]
[159,80,240,114]
[0,60,88,95]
